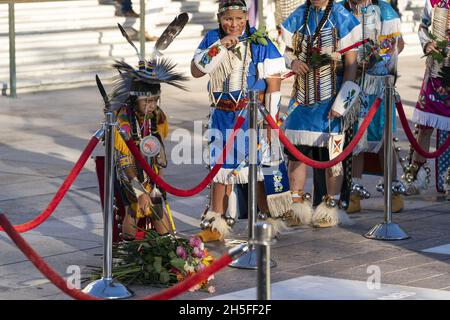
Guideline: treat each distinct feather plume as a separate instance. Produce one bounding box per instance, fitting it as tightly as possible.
[117,23,141,60]
[109,58,189,110]
[154,12,190,51]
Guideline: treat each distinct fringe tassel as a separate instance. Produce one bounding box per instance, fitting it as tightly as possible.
[266,191,292,218]
[313,203,354,227]
[354,117,369,155]
[225,185,239,220]
[412,109,450,132]
[330,163,344,177]
[289,200,313,226]
[363,74,385,96]
[213,167,264,184]
[204,211,231,239]
[209,55,235,93]
[312,202,339,227]
[342,100,360,131]
[336,208,354,226]
[413,166,429,191]
[209,43,251,101]
[265,217,289,235]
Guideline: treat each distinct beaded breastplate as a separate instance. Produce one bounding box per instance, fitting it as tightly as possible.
[293,26,340,106]
[429,4,449,78]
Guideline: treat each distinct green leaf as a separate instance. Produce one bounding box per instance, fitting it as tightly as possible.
[159,270,170,284]
[144,253,154,263]
[153,256,162,273]
[145,264,154,273]
[170,258,186,271]
[431,51,444,63]
[168,251,177,259]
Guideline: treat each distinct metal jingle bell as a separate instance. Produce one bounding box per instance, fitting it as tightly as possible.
[362,190,371,199]
[339,200,348,210]
[376,184,384,193]
[258,212,269,220]
[304,193,312,201]
[226,217,236,227]
[397,186,407,195]
[200,219,211,230]
[393,137,399,142]
[328,198,337,208]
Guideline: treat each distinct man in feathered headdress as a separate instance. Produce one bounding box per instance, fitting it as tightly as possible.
[109,17,189,241]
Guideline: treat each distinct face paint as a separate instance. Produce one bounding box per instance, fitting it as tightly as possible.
[219,9,248,37]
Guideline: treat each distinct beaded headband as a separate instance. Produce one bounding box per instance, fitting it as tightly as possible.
[218,1,248,13]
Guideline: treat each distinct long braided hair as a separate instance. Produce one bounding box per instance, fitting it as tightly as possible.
[298,0,334,54]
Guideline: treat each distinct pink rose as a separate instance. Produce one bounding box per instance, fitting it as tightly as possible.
[189,236,202,248]
[176,246,187,260]
[207,286,216,294]
[193,246,205,259]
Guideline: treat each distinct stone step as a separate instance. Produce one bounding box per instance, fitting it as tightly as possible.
[0,23,205,50]
[0,0,220,94]
[0,36,202,74]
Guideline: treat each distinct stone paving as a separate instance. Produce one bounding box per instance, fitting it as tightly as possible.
[1,55,450,300]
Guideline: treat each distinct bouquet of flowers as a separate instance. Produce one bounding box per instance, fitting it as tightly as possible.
[422,33,449,64]
[308,46,332,68]
[90,230,216,293]
[360,39,384,68]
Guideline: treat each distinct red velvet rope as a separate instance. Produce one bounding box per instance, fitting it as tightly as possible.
[395,99,450,158]
[0,214,100,300]
[0,136,100,233]
[125,116,246,197]
[0,213,233,300]
[264,97,382,169]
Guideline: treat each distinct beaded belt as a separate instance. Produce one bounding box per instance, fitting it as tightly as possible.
[214,92,265,111]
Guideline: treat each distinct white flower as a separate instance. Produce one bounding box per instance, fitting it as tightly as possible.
[183,262,195,274]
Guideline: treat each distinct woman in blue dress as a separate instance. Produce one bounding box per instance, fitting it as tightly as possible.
[281,0,362,228]
[342,0,405,214]
[191,0,286,242]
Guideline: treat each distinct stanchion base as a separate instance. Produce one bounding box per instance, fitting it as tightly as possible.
[228,248,277,270]
[364,222,410,241]
[82,278,134,299]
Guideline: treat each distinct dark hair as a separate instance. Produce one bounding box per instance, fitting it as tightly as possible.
[299,0,334,54]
